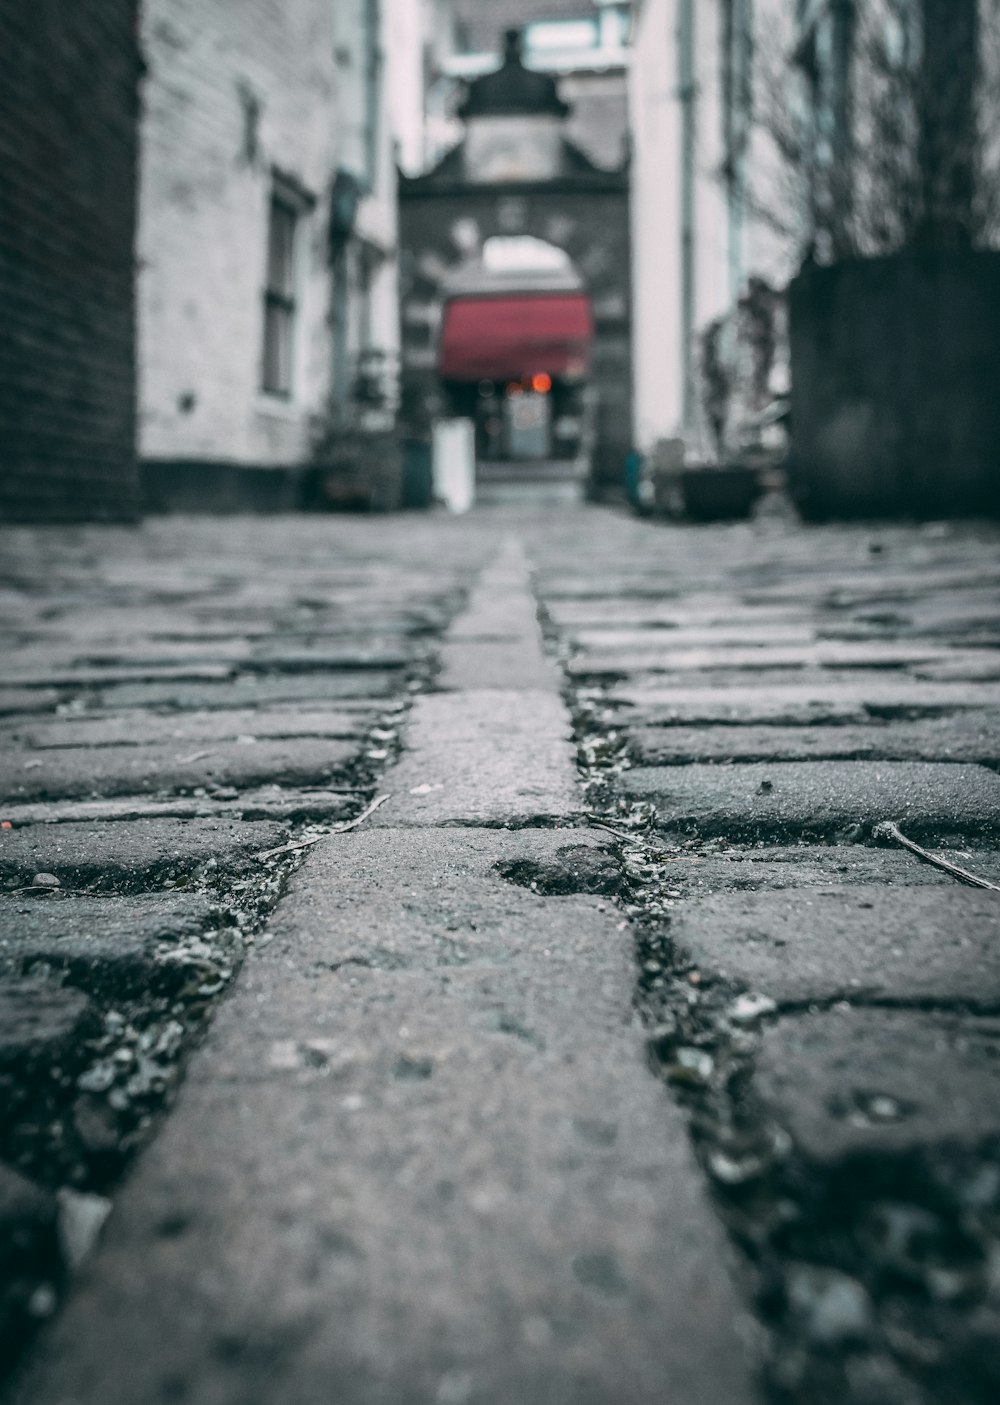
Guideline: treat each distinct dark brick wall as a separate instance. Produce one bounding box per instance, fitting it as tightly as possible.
[0,0,140,523]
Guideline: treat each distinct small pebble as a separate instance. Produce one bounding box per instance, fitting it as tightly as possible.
[31,872,61,888]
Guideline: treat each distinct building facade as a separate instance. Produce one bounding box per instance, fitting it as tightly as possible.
[138,0,406,510]
[0,0,141,523]
[629,0,796,461]
[399,25,632,494]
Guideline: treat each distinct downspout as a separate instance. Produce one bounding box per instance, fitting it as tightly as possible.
[678,0,697,433]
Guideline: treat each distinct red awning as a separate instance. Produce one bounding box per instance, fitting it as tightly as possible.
[439,293,593,381]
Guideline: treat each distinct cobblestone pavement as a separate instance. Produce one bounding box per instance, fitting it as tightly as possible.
[1,506,999,1404]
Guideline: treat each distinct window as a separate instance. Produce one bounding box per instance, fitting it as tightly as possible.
[262,191,298,396]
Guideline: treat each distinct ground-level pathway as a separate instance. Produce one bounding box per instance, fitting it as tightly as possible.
[1,505,999,1405]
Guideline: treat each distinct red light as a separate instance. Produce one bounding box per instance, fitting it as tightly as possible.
[531,373,552,394]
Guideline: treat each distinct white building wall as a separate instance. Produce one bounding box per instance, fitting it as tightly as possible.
[138,0,339,467]
[630,0,797,456]
[631,0,726,451]
[388,0,460,177]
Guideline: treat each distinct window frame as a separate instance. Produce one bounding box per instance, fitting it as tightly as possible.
[260,174,315,401]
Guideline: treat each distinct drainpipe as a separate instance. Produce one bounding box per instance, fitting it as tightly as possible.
[678,0,697,434]
[727,0,754,310]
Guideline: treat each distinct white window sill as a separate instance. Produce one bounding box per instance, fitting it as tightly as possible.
[255,395,302,421]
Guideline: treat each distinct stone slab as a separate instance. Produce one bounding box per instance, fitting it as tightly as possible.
[97,673,402,710]
[2,709,373,749]
[446,591,541,642]
[377,691,580,826]
[629,843,1000,898]
[0,893,217,998]
[668,884,1000,1006]
[0,691,62,718]
[570,625,819,650]
[755,1008,1000,1162]
[2,664,237,689]
[611,681,1000,726]
[0,820,288,891]
[245,645,412,671]
[0,979,97,1079]
[11,828,760,1405]
[0,739,363,803]
[436,641,559,691]
[627,714,1000,766]
[0,1163,58,1367]
[623,761,1000,840]
[570,640,957,676]
[0,789,359,828]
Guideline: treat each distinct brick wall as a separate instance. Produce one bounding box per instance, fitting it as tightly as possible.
[138,0,339,475]
[0,0,140,522]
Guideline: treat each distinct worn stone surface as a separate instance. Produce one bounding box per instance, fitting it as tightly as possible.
[446,590,541,641]
[0,790,359,828]
[97,671,403,710]
[0,819,289,890]
[0,893,217,997]
[2,708,374,749]
[610,681,1000,726]
[0,738,364,803]
[376,691,580,826]
[0,691,64,717]
[0,1163,59,1367]
[11,829,760,1405]
[0,980,97,1079]
[624,761,1000,839]
[667,885,1000,1006]
[570,640,958,676]
[630,844,1000,897]
[628,714,1000,767]
[755,1008,1000,1162]
[436,641,559,691]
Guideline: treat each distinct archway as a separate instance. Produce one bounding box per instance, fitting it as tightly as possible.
[437,236,594,463]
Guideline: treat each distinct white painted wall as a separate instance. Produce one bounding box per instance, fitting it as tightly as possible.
[138,0,339,466]
[629,0,798,455]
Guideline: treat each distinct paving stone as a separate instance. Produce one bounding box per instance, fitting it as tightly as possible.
[98,672,401,710]
[547,599,811,629]
[571,625,820,649]
[0,980,98,1080]
[0,820,288,891]
[0,893,217,998]
[436,641,559,691]
[627,714,1000,766]
[3,662,238,689]
[0,1162,57,1265]
[6,639,254,671]
[376,691,580,826]
[11,829,760,1405]
[0,789,359,828]
[2,708,373,749]
[755,1008,1000,1162]
[570,640,958,676]
[631,844,1000,897]
[623,761,1000,840]
[0,1163,59,1368]
[446,590,541,641]
[668,885,1000,1006]
[0,691,62,717]
[246,645,412,671]
[0,738,364,803]
[611,681,1000,725]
